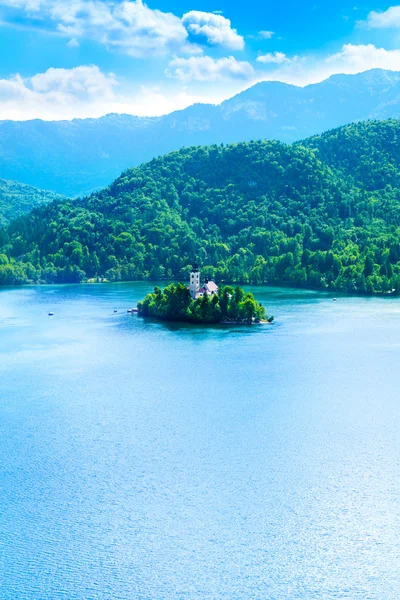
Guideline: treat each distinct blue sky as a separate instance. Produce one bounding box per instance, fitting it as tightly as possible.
[0,0,400,119]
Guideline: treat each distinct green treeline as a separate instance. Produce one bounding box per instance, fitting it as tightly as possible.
[2,120,400,294]
[138,283,269,324]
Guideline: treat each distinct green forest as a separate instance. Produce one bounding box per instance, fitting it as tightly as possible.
[2,119,400,294]
[138,283,269,324]
[0,178,64,228]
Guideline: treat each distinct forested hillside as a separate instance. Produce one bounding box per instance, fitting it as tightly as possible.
[301,119,400,191]
[1,69,400,196]
[1,120,400,294]
[0,179,64,227]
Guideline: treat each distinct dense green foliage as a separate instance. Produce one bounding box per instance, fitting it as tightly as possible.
[138,284,269,324]
[301,120,400,192]
[2,120,400,294]
[0,178,64,227]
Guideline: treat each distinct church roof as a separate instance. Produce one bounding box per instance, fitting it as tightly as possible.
[197,281,218,296]
[205,281,218,294]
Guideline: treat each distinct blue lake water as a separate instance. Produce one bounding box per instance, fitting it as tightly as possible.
[1,283,400,599]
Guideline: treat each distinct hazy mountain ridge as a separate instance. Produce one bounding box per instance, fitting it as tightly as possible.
[1,69,400,197]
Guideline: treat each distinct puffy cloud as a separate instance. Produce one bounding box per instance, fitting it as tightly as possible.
[0,0,192,56]
[182,11,244,50]
[256,52,291,64]
[324,43,400,74]
[363,6,400,28]
[30,65,117,97]
[0,0,245,56]
[166,56,254,82]
[0,65,232,119]
[0,66,118,119]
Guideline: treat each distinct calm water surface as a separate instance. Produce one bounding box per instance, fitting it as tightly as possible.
[0,283,400,599]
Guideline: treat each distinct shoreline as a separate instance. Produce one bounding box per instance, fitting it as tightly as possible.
[1,279,399,299]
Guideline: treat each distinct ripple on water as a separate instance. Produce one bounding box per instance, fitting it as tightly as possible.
[0,283,400,599]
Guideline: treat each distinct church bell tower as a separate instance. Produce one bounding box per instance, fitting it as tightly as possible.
[190,259,200,299]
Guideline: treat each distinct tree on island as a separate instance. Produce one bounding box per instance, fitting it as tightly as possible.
[137,283,272,324]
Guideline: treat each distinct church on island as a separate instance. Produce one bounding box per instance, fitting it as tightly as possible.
[189,260,219,300]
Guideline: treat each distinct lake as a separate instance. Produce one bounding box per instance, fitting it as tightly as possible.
[1,283,400,599]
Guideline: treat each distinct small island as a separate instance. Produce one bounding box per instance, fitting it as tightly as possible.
[138,262,273,325]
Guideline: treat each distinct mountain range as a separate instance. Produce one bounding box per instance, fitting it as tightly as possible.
[1,69,400,197]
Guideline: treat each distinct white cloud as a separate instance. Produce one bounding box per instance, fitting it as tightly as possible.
[253,44,400,87]
[256,52,292,64]
[0,0,191,56]
[0,65,232,120]
[324,43,400,75]
[182,11,244,50]
[30,66,117,97]
[363,6,400,28]
[166,56,254,82]
[0,66,119,120]
[258,30,275,39]
[0,0,246,56]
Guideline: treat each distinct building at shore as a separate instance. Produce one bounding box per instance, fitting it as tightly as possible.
[189,260,219,300]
